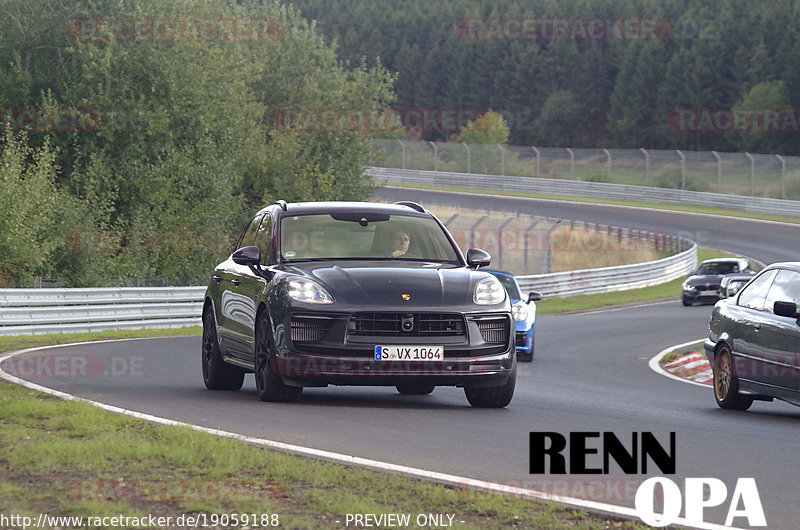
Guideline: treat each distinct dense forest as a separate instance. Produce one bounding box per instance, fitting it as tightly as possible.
[0,0,393,286]
[291,0,800,153]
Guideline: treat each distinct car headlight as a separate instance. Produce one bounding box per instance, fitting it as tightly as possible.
[682,282,696,291]
[511,302,528,322]
[287,278,334,304]
[474,276,506,305]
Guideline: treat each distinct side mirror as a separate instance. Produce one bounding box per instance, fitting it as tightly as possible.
[774,301,799,319]
[465,248,491,269]
[232,246,261,266]
[528,291,542,303]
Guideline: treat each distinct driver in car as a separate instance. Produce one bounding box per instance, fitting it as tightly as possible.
[388,229,411,257]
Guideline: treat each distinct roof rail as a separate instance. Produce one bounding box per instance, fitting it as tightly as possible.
[393,201,425,213]
[276,200,288,211]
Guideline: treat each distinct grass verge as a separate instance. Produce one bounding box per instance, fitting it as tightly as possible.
[0,335,645,529]
[383,182,800,225]
[659,343,706,366]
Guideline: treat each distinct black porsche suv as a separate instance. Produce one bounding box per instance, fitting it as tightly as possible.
[202,201,516,407]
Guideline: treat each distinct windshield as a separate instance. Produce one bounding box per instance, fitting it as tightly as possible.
[489,273,522,300]
[279,213,461,263]
[696,262,740,275]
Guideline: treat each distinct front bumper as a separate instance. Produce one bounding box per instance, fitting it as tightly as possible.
[276,351,514,387]
[682,289,721,305]
[515,328,533,355]
[704,338,716,366]
[275,310,514,387]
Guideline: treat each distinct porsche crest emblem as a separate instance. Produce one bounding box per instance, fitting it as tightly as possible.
[401,294,411,301]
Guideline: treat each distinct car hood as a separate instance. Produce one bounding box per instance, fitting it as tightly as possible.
[280,261,490,307]
[685,274,725,288]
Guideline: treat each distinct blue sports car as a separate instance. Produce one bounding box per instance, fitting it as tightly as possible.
[485,270,542,362]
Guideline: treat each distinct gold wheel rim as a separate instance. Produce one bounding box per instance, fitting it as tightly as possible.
[715,351,731,400]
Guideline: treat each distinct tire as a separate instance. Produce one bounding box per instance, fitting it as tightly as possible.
[254,312,302,403]
[682,296,692,306]
[202,305,245,391]
[464,359,516,408]
[396,383,435,395]
[713,344,753,411]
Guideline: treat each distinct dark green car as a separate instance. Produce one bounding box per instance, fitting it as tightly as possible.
[705,262,800,410]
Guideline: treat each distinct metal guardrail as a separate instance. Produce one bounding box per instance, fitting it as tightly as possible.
[517,242,697,298]
[0,236,697,334]
[0,287,205,336]
[367,167,800,218]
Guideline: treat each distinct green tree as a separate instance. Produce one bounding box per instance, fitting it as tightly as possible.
[0,130,67,286]
[732,81,793,153]
[532,91,585,146]
[0,0,395,285]
[458,110,510,145]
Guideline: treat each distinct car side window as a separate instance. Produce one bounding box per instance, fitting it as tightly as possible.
[737,269,778,311]
[252,213,273,265]
[234,214,263,251]
[763,270,800,313]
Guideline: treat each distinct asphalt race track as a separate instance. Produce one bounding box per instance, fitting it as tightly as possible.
[8,190,800,528]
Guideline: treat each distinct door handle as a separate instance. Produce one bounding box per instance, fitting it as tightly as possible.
[231,279,241,287]
[212,275,222,284]
[753,323,762,331]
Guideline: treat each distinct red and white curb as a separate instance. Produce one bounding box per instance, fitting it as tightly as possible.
[663,352,712,385]
[0,338,740,530]
[650,339,712,388]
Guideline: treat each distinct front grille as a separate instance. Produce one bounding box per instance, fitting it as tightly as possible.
[348,313,466,337]
[291,317,331,342]
[515,332,528,346]
[476,317,510,344]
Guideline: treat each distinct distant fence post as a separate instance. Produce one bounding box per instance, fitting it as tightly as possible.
[497,217,514,269]
[396,139,406,170]
[712,151,722,186]
[443,213,459,227]
[745,152,755,196]
[498,145,506,175]
[429,141,438,171]
[640,147,650,184]
[462,143,470,174]
[546,220,563,273]
[531,146,541,177]
[676,150,686,189]
[603,148,611,180]
[776,154,786,199]
[524,220,540,271]
[470,216,487,249]
[566,148,575,180]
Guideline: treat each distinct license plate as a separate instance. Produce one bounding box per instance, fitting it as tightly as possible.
[700,290,718,296]
[374,345,444,361]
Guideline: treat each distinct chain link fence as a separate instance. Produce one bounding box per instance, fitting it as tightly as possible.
[371,140,800,200]
[423,203,682,277]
